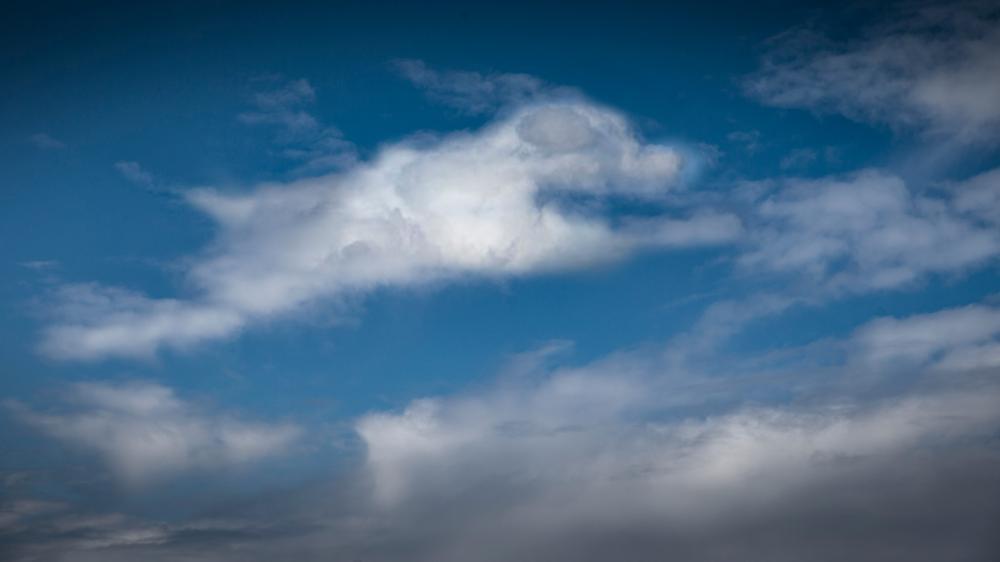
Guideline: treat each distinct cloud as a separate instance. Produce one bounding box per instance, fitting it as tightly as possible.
[40,98,739,361]
[725,129,762,153]
[28,133,65,150]
[740,169,1000,292]
[238,77,318,133]
[394,59,555,114]
[853,303,1000,371]
[746,3,1000,142]
[113,161,155,188]
[8,303,1000,560]
[6,381,300,486]
[778,147,817,170]
[239,77,356,172]
[342,302,1000,561]
[953,165,1000,226]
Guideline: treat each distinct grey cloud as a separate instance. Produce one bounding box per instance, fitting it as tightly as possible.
[6,381,301,486]
[7,303,1000,561]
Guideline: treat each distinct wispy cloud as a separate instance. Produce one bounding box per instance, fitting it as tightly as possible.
[740,169,1000,292]
[394,59,560,114]
[113,161,155,189]
[27,133,65,150]
[239,77,356,172]
[746,4,1000,143]
[7,381,300,486]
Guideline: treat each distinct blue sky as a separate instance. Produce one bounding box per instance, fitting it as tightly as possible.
[2,1,1000,560]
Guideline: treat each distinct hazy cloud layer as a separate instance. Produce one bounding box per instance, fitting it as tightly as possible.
[6,382,300,485]
[40,99,738,360]
[7,303,1000,561]
[747,3,1000,142]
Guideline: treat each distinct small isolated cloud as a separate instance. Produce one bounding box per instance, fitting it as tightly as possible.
[28,133,65,150]
[7,381,300,486]
[746,4,1000,142]
[40,98,736,361]
[394,59,555,114]
[113,161,155,188]
[740,169,1000,292]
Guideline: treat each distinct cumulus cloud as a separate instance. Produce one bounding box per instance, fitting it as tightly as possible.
[746,3,1000,142]
[394,59,554,114]
[6,381,300,485]
[40,98,740,361]
[740,169,1000,292]
[340,302,1000,561]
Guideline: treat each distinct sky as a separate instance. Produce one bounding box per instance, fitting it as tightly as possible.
[1,1,1000,560]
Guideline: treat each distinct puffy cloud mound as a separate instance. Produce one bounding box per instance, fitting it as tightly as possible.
[41,100,738,361]
[344,303,1000,562]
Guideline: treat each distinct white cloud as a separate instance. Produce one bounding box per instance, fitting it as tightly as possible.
[740,169,1000,292]
[7,381,300,486]
[746,4,1000,142]
[41,99,738,361]
[353,314,1000,539]
[342,302,1000,560]
[853,303,1000,371]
